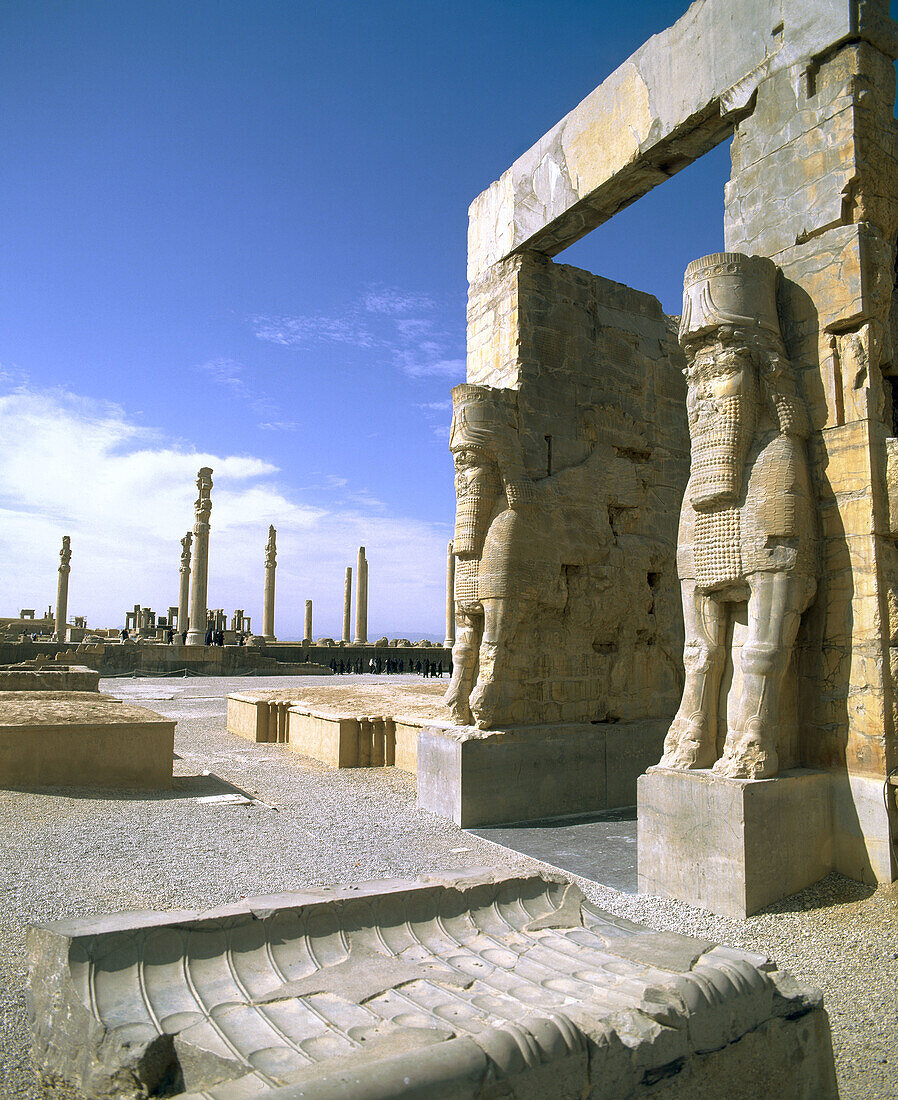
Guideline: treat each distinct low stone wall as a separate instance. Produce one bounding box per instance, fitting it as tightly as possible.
[0,664,99,692]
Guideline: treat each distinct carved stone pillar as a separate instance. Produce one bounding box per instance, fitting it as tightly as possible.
[185,468,213,646]
[444,540,456,648]
[354,546,368,644]
[342,566,352,643]
[262,526,277,640]
[177,532,192,638]
[304,600,313,646]
[54,536,71,642]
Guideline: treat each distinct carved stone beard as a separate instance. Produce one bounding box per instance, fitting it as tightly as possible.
[454,464,501,558]
[687,355,758,511]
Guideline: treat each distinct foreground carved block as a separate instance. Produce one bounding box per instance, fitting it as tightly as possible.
[638,767,833,918]
[0,691,174,789]
[27,871,838,1100]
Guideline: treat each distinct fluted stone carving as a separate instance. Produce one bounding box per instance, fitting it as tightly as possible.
[54,536,71,642]
[185,468,213,646]
[660,253,817,780]
[262,526,277,640]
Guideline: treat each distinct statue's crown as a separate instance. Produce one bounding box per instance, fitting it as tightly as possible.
[681,252,780,342]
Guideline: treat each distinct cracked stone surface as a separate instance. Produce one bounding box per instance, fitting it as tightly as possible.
[27,870,837,1100]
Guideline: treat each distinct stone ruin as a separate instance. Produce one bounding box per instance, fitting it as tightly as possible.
[423,0,898,909]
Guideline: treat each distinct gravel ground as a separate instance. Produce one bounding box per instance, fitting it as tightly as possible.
[0,674,896,1099]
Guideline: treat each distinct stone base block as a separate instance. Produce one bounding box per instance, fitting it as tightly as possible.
[417,719,666,827]
[638,767,832,918]
[0,691,175,789]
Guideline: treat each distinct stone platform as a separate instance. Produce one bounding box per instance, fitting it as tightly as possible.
[227,682,449,772]
[417,719,667,827]
[0,691,175,789]
[27,870,837,1100]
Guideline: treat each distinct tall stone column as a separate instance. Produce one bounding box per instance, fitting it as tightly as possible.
[54,535,71,642]
[177,532,192,637]
[444,540,456,648]
[304,600,313,645]
[342,566,352,643]
[185,467,213,645]
[354,546,368,644]
[262,526,277,640]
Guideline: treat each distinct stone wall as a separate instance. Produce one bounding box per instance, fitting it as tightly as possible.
[465,254,689,724]
[723,37,898,880]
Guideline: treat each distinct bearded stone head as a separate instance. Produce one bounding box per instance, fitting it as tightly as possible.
[449,383,530,558]
[679,253,805,510]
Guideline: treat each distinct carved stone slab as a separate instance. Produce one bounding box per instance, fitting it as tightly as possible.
[27,871,837,1099]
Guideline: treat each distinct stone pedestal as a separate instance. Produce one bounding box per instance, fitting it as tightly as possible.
[417,719,666,827]
[637,767,832,918]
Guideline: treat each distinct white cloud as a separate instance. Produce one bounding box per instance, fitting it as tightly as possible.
[253,284,465,381]
[0,384,450,638]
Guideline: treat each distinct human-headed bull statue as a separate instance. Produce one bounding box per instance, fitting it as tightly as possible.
[660,252,818,779]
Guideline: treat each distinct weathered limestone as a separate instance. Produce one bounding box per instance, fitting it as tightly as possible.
[185,468,213,646]
[26,871,838,1100]
[177,531,191,638]
[342,565,352,643]
[458,0,898,899]
[660,253,817,780]
[444,540,456,647]
[0,692,175,789]
[261,525,277,640]
[227,683,448,771]
[639,767,833,918]
[0,663,99,692]
[354,546,368,644]
[419,719,669,827]
[53,536,71,643]
[466,0,898,280]
[303,599,313,645]
[447,264,688,731]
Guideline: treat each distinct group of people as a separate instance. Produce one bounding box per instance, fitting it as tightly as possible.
[328,655,448,677]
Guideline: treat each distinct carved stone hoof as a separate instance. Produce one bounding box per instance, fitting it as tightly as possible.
[469,681,505,729]
[712,734,778,780]
[444,687,473,727]
[659,712,716,769]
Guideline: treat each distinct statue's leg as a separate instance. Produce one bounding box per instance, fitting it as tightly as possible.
[444,608,479,725]
[660,581,727,769]
[468,596,521,729]
[713,571,814,780]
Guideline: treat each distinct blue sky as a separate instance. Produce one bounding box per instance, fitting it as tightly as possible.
[0,0,740,638]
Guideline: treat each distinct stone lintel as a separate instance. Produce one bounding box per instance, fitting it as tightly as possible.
[638,766,834,916]
[467,0,897,280]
